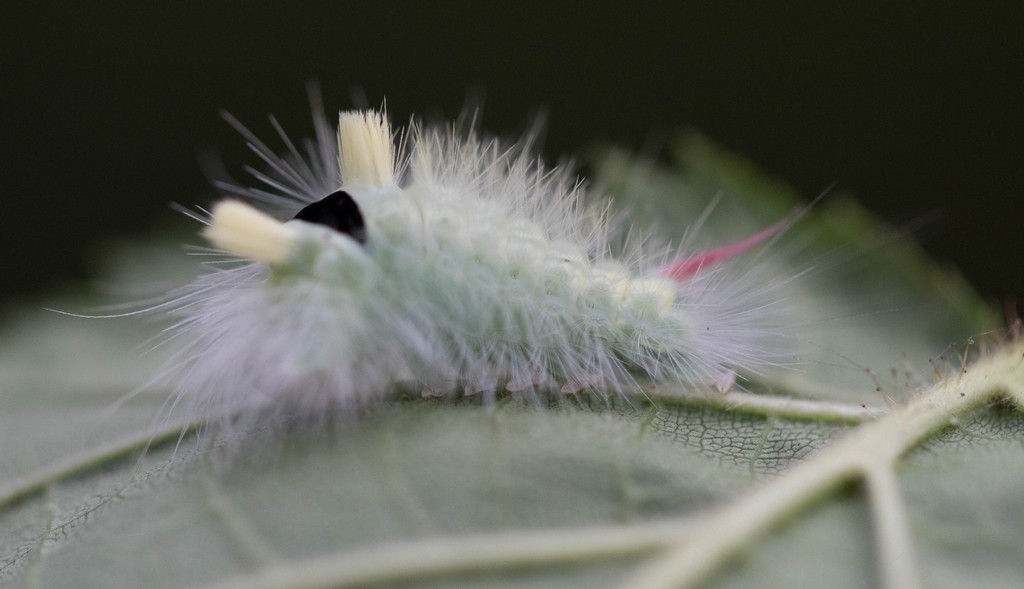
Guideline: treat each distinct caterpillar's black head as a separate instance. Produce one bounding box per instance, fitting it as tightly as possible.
[292,190,367,245]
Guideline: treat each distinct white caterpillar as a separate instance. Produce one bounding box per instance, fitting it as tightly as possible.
[164,106,796,422]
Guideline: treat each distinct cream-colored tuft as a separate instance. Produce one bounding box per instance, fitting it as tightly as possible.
[203,200,297,264]
[338,110,395,187]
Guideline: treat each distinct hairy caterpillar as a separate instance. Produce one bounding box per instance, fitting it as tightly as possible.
[164,103,798,423]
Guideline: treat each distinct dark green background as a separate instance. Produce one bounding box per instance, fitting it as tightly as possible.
[2,2,1022,309]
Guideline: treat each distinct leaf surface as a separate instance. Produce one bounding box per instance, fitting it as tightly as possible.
[1,139,1019,589]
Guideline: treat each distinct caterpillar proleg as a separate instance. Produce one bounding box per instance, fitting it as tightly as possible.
[164,104,799,424]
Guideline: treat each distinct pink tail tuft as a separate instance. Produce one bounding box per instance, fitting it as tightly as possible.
[661,218,788,281]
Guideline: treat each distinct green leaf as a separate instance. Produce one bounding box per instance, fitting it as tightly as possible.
[2,139,1020,589]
